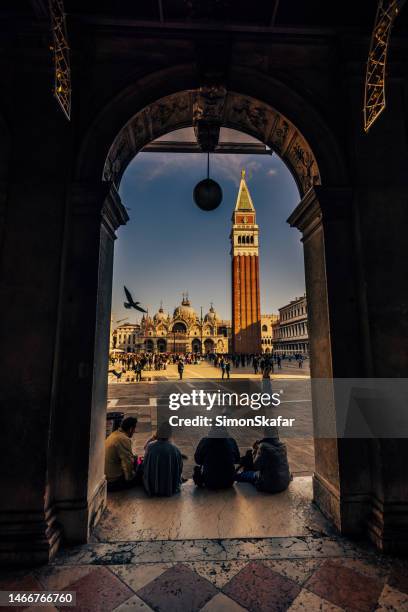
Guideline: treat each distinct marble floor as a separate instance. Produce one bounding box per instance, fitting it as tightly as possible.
[3,536,408,611]
[2,477,408,611]
[94,477,331,542]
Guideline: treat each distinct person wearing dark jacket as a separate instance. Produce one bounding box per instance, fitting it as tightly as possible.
[143,423,183,496]
[236,437,291,493]
[193,427,240,489]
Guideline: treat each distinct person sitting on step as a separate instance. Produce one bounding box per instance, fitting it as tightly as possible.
[143,422,183,496]
[236,429,292,493]
[193,425,240,490]
[105,416,140,491]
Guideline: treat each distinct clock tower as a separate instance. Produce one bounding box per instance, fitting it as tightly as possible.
[230,169,261,354]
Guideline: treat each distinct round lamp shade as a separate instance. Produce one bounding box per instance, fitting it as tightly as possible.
[193,178,223,211]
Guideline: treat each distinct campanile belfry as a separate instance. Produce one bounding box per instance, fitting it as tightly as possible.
[230,170,261,354]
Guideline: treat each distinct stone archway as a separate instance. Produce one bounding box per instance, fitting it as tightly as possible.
[157,339,167,353]
[102,89,322,198]
[56,70,375,556]
[204,339,215,353]
[172,321,187,333]
[192,339,201,353]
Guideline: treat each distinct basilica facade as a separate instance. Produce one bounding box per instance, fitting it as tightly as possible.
[112,295,230,354]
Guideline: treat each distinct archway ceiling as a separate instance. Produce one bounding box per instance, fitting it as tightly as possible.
[103,90,321,197]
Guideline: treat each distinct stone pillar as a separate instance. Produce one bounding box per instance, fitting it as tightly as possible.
[50,182,128,544]
[288,186,373,536]
[289,182,408,552]
[0,181,68,565]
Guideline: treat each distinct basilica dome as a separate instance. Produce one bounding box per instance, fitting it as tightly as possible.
[204,304,217,323]
[154,305,167,324]
[173,295,197,322]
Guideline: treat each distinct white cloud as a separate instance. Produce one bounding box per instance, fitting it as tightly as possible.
[127,153,202,183]
[125,152,266,186]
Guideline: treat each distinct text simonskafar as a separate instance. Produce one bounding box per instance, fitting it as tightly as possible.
[168,390,282,411]
[168,415,295,428]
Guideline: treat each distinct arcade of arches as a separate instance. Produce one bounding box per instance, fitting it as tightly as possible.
[1,5,408,567]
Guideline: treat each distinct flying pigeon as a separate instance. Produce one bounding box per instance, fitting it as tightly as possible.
[123,286,147,313]
[108,369,122,379]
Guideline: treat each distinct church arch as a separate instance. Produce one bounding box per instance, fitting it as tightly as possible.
[172,321,187,333]
[157,339,167,353]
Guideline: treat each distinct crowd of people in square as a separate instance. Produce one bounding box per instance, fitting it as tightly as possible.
[105,418,292,497]
[105,350,304,495]
[109,350,307,382]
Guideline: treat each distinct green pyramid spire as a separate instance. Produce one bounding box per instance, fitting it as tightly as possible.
[234,169,255,212]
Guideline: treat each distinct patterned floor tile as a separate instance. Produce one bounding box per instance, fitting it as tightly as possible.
[201,592,248,612]
[387,561,408,596]
[0,573,44,612]
[186,561,248,589]
[112,594,154,611]
[222,560,301,612]
[330,556,390,582]
[305,559,384,612]
[21,608,58,612]
[35,565,96,590]
[136,563,217,612]
[0,572,42,591]
[63,566,133,612]
[262,559,323,586]
[110,563,172,592]
[287,588,343,611]
[376,584,408,611]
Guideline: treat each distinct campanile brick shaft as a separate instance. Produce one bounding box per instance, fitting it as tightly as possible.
[230,170,261,354]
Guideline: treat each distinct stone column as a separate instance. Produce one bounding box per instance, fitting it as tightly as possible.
[50,182,128,544]
[288,186,373,536]
[0,180,68,565]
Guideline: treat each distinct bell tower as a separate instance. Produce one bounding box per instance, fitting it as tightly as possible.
[230,170,261,354]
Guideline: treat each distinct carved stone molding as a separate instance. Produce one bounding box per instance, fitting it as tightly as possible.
[287,188,322,242]
[103,89,321,197]
[101,184,129,239]
[288,186,353,242]
[0,504,61,566]
[103,91,192,186]
[193,85,227,151]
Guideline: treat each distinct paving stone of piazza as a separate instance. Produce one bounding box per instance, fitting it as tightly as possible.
[107,360,314,478]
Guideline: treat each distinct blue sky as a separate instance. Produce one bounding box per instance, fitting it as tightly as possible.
[112,139,305,323]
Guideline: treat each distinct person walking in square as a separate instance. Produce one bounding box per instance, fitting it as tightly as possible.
[225,360,231,379]
[135,360,142,382]
[177,359,184,380]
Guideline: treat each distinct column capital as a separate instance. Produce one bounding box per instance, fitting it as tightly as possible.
[70,181,129,236]
[287,186,353,240]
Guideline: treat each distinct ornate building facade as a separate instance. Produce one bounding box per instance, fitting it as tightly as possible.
[272,294,309,355]
[261,314,280,352]
[230,170,262,354]
[112,296,230,354]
